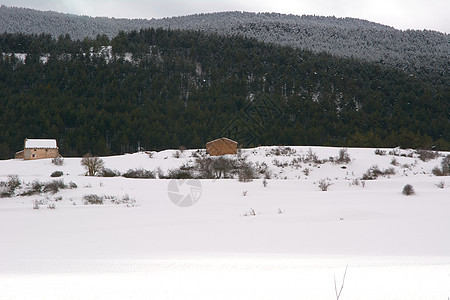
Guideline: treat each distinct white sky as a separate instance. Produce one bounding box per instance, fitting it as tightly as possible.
[2,0,449,33]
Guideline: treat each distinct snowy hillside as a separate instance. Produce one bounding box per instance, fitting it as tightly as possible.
[1,6,449,75]
[1,146,449,299]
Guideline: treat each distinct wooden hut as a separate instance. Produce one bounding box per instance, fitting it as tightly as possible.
[206,137,238,156]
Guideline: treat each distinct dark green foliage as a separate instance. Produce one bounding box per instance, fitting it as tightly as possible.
[0,29,448,159]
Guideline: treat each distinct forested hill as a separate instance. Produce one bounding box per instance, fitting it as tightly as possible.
[0,29,448,158]
[1,6,449,76]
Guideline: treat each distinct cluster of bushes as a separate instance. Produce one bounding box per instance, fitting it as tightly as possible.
[375,148,415,158]
[160,156,259,181]
[123,168,155,179]
[83,194,136,206]
[22,179,77,196]
[265,146,297,157]
[362,165,396,180]
[0,175,77,198]
[416,149,440,162]
[0,175,21,197]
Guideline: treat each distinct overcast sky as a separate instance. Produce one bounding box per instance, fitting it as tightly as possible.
[2,0,449,33]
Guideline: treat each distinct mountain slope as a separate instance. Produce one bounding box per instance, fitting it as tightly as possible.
[0,29,448,158]
[1,6,449,75]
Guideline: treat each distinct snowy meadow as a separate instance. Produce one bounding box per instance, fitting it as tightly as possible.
[1,146,449,299]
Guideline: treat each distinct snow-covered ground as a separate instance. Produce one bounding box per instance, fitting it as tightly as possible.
[0,146,449,299]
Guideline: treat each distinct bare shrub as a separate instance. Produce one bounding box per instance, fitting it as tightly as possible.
[123,168,155,179]
[81,154,104,176]
[100,168,121,177]
[303,168,311,176]
[69,181,77,189]
[83,194,104,205]
[362,165,396,180]
[383,167,396,176]
[266,146,296,156]
[374,149,386,156]
[263,178,268,187]
[317,178,333,191]
[1,175,21,197]
[435,181,445,189]
[305,148,320,164]
[238,161,257,182]
[43,179,67,194]
[195,157,214,179]
[32,199,40,209]
[167,168,194,179]
[335,148,351,164]
[402,184,415,195]
[211,156,236,178]
[351,178,360,186]
[442,155,450,176]
[243,208,256,216]
[52,156,64,166]
[109,194,137,207]
[416,149,439,162]
[7,175,21,192]
[432,155,450,176]
[390,157,399,166]
[432,166,443,176]
[20,180,44,196]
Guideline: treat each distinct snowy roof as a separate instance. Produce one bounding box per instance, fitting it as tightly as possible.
[25,139,58,149]
[206,137,238,145]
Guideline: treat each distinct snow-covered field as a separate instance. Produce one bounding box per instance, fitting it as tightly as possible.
[1,146,449,299]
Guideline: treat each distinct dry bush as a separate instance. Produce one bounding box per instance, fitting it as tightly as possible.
[51,170,63,177]
[435,181,445,189]
[52,156,64,166]
[402,184,415,195]
[416,149,439,162]
[318,178,333,191]
[335,148,351,164]
[81,154,105,176]
[123,168,155,179]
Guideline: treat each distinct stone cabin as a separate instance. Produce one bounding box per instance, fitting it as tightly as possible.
[15,138,59,160]
[206,137,238,156]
